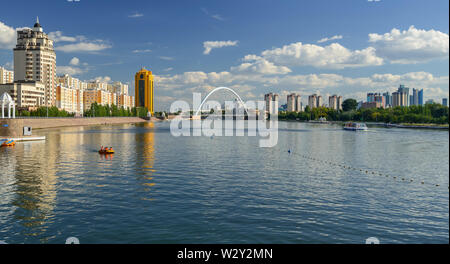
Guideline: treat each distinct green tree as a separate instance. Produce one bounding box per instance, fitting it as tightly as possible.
[342,98,358,112]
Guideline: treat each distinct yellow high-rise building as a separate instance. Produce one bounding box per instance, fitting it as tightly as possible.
[135,68,154,115]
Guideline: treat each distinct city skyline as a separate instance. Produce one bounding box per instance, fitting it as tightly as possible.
[0,0,448,111]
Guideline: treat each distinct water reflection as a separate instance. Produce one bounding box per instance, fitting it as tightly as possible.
[135,122,156,197]
[10,139,57,242]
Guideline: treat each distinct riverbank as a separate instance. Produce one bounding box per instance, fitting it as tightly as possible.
[21,117,149,130]
[0,117,150,138]
[278,119,449,129]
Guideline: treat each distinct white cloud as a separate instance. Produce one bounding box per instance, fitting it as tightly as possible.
[56,66,85,76]
[91,76,112,83]
[203,40,238,55]
[69,57,80,66]
[128,12,144,18]
[368,26,449,63]
[259,42,383,69]
[48,31,80,42]
[47,31,111,53]
[158,56,174,61]
[317,35,343,43]
[55,42,112,53]
[231,55,291,75]
[132,49,151,53]
[0,21,16,49]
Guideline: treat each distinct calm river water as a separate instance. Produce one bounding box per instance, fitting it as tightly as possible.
[0,121,448,243]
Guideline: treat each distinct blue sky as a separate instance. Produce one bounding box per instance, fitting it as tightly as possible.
[0,0,448,110]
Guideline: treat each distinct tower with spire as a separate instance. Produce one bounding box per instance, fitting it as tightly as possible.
[33,16,43,32]
[13,17,56,106]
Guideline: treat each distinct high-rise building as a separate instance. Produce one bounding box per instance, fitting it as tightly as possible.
[296,94,302,112]
[264,92,279,114]
[317,95,323,108]
[418,89,424,105]
[397,85,410,106]
[87,80,108,91]
[56,85,84,116]
[329,95,337,110]
[0,67,14,84]
[135,68,154,115]
[329,95,343,110]
[367,93,385,108]
[287,93,301,112]
[57,74,87,91]
[287,93,295,112]
[411,88,420,106]
[14,17,56,106]
[443,98,448,107]
[383,92,391,107]
[308,94,317,109]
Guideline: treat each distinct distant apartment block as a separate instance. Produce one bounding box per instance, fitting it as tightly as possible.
[57,74,88,91]
[308,94,323,109]
[264,92,279,114]
[287,93,301,112]
[328,95,343,110]
[361,101,383,109]
[367,93,385,108]
[56,85,84,116]
[0,67,14,84]
[0,81,45,109]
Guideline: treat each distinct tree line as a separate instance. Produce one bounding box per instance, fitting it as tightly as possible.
[278,99,449,124]
[16,103,150,118]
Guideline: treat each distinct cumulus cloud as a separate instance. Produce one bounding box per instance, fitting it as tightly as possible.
[231,55,291,75]
[56,66,85,76]
[57,57,88,76]
[0,21,16,49]
[259,42,383,69]
[93,76,112,83]
[69,57,80,66]
[317,35,343,43]
[47,30,112,53]
[48,31,81,42]
[203,40,238,55]
[368,26,449,63]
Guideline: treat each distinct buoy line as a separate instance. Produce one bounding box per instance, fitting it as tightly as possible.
[286,149,448,190]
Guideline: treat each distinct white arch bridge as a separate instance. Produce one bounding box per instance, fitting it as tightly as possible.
[193,86,250,117]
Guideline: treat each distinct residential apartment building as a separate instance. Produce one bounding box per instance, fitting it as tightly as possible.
[328,95,343,110]
[0,81,45,109]
[0,67,14,84]
[308,94,317,109]
[57,74,88,91]
[287,93,301,112]
[264,92,279,114]
[56,85,84,116]
[14,18,56,106]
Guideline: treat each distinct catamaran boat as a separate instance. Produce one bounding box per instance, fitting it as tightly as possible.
[343,122,368,131]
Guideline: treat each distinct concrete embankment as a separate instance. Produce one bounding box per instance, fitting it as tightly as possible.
[0,117,148,138]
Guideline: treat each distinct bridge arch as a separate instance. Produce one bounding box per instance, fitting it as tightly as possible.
[194,86,249,116]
